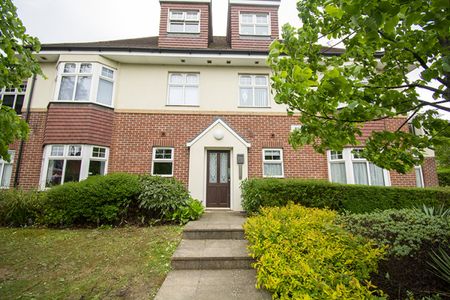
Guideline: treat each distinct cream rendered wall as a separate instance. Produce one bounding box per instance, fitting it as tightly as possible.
[28,62,57,110]
[115,64,288,113]
[188,121,249,211]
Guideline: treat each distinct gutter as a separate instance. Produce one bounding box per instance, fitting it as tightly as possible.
[13,74,37,188]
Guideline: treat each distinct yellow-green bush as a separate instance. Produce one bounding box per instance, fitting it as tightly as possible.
[244,204,386,299]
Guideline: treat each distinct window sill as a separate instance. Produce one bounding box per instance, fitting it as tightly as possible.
[49,100,114,110]
[237,106,271,109]
[166,104,200,107]
[239,34,272,40]
[167,32,201,36]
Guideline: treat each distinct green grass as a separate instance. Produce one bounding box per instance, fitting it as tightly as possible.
[0,226,182,299]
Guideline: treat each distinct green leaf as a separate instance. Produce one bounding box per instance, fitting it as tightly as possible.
[324,5,344,19]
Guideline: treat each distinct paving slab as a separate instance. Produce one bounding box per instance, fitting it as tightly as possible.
[184,211,246,231]
[154,269,271,300]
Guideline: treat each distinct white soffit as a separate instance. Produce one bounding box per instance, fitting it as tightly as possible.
[229,0,280,6]
[187,118,251,147]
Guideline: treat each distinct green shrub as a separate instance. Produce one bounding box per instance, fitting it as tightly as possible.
[42,173,140,227]
[241,178,450,214]
[438,168,450,187]
[0,189,43,226]
[138,175,190,221]
[337,209,450,257]
[244,204,386,299]
[167,197,204,224]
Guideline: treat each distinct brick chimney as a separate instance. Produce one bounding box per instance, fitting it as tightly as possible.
[158,0,212,49]
[227,0,280,50]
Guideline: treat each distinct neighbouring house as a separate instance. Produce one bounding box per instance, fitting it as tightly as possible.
[1,0,438,210]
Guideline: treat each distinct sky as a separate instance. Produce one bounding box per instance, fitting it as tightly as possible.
[13,0,449,120]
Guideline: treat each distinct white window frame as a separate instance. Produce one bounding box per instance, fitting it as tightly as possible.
[54,62,116,107]
[262,148,284,178]
[415,166,424,188]
[167,73,200,106]
[238,74,270,108]
[0,151,14,189]
[239,12,270,36]
[152,147,174,177]
[40,145,109,189]
[327,148,391,186]
[290,125,302,132]
[0,83,27,115]
[168,10,200,34]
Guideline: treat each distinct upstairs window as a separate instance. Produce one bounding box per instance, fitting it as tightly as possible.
[239,75,269,107]
[167,73,199,106]
[0,151,14,188]
[152,147,174,176]
[240,13,270,36]
[169,10,200,33]
[56,63,115,106]
[263,149,284,177]
[328,148,390,186]
[0,83,27,115]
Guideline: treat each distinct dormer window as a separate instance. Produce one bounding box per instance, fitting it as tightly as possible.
[239,12,270,36]
[169,10,200,33]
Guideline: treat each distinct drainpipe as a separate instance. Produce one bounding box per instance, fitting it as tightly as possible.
[13,74,37,188]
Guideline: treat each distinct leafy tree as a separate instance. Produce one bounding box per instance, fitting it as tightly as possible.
[268,0,450,173]
[0,0,42,161]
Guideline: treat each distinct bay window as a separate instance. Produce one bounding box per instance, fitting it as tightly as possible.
[328,148,390,186]
[41,145,109,189]
[0,151,14,188]
[55,63,115,106]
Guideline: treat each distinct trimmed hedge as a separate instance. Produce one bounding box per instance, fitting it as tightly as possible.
[241,178,450,214]
[0,189,43,226]
[438,168,450,187]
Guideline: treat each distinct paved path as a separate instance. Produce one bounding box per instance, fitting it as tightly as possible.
[155,211,271,300]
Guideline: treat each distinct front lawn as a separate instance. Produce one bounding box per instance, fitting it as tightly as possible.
[0,226,182,299]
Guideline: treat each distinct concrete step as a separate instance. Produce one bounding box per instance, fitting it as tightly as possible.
[155,269,271,300]
[183,227,245,240]
[171,239,253,270]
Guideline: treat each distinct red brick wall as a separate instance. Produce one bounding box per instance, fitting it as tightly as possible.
[158,2,211,49]
[423,157,439,187]
[44,103,114,147]
[229,5,279,50]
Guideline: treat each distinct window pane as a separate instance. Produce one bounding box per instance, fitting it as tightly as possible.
[19,83,27,92]
[170,11,184,20]
[184,86,198,105]
[186,74,199,84]
[14,95,24,114]
[46,160,63,187]
[254,88,268,107]
[241,14,253,23]
[170,74,184,84]
[88,160,105,176]
[51,145,64,156]
[240,76,252,86]
[2,95,15,108]
[415,167,424,187]
[186,11,198,20]
[185,23,199,33]
[255,25,269,35]
[155,149,172,159]
[63,63,76,73]
[220,153,228,183]
[0,164,12,188]
[153,162,173,175]
[97,79,113,106]
[255,76,267,86]
[240,25,254,35]
[369,163,385,186]
[80,63,92,73]
[330,151,343,160]
[64,160,81,183]
[101,67,114,79]
[169,22,184,32]
[239,88,253,106]
[68,145,81,156]
[58,76,75,100]
[168,86,184,105]
[92,147,106,158]
[209,153,217,183]
[74,76,92,100]
[264,163,282,177]
[330,162,347,184]
[256,14,268,24]
[264,150,281,161]
[353,162,369,185]
[352,149,364,159]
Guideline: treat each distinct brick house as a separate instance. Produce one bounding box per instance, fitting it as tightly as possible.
[1,0,438,211]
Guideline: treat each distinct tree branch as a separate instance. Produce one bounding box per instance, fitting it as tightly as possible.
[418,100,450,112]
[364,83,445,94]
[396,109,419,133]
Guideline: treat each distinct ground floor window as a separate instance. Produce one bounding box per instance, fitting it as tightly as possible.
[0,151,14,188]
[415,166,424,187]
[41,145,109,188]
[152,147,174,176]
[328,148,390,186]
[262,148,284,177]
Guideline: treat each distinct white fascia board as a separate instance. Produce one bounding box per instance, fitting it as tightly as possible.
[229,0,280,6]
[187,119,251,148]
[160,0,210,3]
